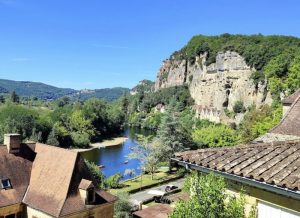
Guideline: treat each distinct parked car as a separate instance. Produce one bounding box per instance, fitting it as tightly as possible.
[165,184,178,192]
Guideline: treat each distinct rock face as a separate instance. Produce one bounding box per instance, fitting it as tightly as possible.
[155,51,272,111]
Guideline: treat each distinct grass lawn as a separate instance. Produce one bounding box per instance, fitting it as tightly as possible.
[110,167,180,194]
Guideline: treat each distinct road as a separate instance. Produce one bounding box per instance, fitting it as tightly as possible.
[129,178,185,204]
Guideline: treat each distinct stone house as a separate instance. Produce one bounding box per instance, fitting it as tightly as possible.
[193,105,224,123]
[171,91,300,217]
[0,134,116,218]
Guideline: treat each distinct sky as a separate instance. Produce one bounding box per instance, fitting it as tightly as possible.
[0,0,300,90]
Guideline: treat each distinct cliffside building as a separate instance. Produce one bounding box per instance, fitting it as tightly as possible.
[0,134,116,218]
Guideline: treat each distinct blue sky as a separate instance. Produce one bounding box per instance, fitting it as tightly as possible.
[0,0,299,89]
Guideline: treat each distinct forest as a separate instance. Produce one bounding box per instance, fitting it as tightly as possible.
[0,91,125,148]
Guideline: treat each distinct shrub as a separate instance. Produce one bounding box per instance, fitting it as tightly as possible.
[233,101,246,113]
[170,172,245,218]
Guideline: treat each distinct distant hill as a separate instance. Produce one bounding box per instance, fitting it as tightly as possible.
[0,79,129,101]
[71,87,130,102]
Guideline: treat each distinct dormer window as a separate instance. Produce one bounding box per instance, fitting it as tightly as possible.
[79,179,95,205]
[1,178,12,189]
[87,187,95,204]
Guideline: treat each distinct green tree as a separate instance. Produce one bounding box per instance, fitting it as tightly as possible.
[233,101,246,113]
[84,160,105,188]
[129,135,165,180]
[105,173,122,188]
[239,105,282,143]
[0,95,5,104]
[46,129,60,146]
[171,172,245,218]
[0,104,38,142]
[286,54,300,93]
[11,91,20,103]
[114,192,133,218]
[192,124,240,148]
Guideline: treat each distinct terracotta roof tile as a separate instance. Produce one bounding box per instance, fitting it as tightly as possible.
[282,89,300,105]
[0,141,115,217]
[0,145,33,207]
[271,95,300,137]
[23,143,78,217]
[133,204,173,218]
[173,141,300,191]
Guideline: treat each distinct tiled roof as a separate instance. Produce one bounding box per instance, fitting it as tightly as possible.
[271,95,300,137]
[133,204,173,218]
[0,144,34,207]
[0,140,115,217]
[282,89,300,105]
[173,140,300,192]
[22,143,115,217]
[23,143,78,217]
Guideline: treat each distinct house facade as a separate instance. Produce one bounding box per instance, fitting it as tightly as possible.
[0,134,116,218]
[172,90,300,217]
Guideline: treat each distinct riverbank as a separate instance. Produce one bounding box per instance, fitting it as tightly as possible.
[91,137,128,148]
[72,136,128,152]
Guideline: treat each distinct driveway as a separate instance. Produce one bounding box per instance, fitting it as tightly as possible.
[129,178,185,204]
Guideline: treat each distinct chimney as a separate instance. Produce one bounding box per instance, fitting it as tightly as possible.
[4,134,21,154]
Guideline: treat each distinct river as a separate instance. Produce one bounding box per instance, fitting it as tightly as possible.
[81,128,154,180]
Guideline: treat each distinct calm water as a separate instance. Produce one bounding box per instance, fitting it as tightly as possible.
[81,128,154,180]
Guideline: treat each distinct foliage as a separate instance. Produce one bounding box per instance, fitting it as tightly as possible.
[156,105,195,156]
[239,105,282,143]
[170,172,245,218]
[10,91,20,103]
[105,173,123,188]
[233,101,246,113]
[0,104,38,142]
[192,124,240,148]
[84,160,105,188]
[129,135,165,180]
[0,97,125,148]
[46,129,59,146]
[114,192,133,218]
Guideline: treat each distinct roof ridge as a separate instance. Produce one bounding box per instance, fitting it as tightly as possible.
[36,142,79,154]
[175,140,300,157]
[270,94,300,134]
[58,154,79,217]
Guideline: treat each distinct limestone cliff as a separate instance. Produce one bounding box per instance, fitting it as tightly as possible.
[155,51,272,112]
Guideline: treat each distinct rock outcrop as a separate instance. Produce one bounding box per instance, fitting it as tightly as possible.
[155,51,272,112]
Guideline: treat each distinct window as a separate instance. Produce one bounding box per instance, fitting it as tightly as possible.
[1,178,12,189]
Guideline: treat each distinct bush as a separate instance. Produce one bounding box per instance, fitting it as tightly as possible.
[192,124,240,148]
[114,192,133,218]
[170,172,245,218]
[233,101,246,113]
